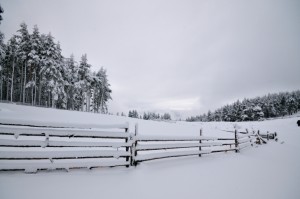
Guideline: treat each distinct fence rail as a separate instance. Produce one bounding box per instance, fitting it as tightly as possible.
[0,122,278,173]
[0,121,130,173]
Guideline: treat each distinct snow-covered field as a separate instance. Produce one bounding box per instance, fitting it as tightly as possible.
[0,103,299,199]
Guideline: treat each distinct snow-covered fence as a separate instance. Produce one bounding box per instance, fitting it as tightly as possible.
[0,121,279,172]
[0,122,131,173]
[258,131,278,141]
[131,125,238,165]
[235,129,278,150]
[237,132,256,151]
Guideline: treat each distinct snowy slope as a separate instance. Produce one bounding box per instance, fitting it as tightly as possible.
[0,103,299,199]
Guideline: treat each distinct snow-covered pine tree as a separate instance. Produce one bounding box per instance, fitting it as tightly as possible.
[65,54,79,110]
[27,25,42,105]
[40,33,64,108]
[92,67,112,113]
[287,94,297,115]
[3,36,19,102]
[252,105,264,121]
[78,54,92,111]
[16,22,31,103]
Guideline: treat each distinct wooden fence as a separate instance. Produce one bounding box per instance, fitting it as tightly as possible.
[0,122,132,173]
[0,122,278,173]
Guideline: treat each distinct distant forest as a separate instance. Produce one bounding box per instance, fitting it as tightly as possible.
[186,90,300,122]
[0,6,112,113]
[127,110,172,121]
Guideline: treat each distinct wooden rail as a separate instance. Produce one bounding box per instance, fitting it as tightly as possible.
[0,122,130,173]
[0,122,277,172]
[131,127,242,165]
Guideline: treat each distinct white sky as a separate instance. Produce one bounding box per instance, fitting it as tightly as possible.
[1,0,300,119]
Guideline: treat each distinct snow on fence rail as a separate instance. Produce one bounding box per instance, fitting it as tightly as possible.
[131,125,239,165]
[0,122,131,173]
[0,122,278,173]
[0,118,129,129]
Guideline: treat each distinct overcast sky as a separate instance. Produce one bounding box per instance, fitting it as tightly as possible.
[1,0,300,119]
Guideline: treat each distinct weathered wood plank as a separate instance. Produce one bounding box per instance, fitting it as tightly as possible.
[0,150,131,160]
[0,125,131,139]
[0,161,130,172]
[0,139,132,148]
[136,135,217,142]
[136,142,223,151]
[135,150,212,162]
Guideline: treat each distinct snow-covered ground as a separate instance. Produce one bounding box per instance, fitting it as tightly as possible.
[0,103,299,199]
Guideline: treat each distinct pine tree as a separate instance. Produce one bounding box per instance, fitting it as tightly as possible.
[65,54,79,110]
[4,36,18,102]
[16,22,31,103]
[40,33,64,108]
[93,67,111,113]
[28,25,42,105]
[252,105,264,120]
[78,54,92,111]
[287,95,297,115]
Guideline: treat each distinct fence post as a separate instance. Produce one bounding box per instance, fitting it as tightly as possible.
[131,123,138,166]
[234,129,239,153]
[199,128,202,157]
[125,122,129,167]
[249,135,253,147]
[134,123,138,166]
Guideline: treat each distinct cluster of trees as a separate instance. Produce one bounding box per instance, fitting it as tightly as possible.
[143,112,172,120]
[186,90,300,122]
[128,110,139,118]
[127,110,172,120]
[0,21,112,113]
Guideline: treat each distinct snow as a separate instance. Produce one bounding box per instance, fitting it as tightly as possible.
[0,139,132,148]
[0,160,130,172]
[0,149,130,159]
[0,103,300,199]
[136,142,222,151]
[0,125,131,138]
[134,149,212,162]
[0,118,129,129]
[136,135,217,141]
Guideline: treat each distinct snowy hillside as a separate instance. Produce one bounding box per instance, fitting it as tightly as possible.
[0,103,300,199]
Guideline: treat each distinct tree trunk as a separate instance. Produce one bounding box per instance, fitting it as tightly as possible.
[31,68,34,105]
[86,90,90,112]
[81,92,85,112]
[52,93,55,108]
[0,70,2,100]
[23,61,27,103]
[48,92,51,107]
[34,69,37,105]
[31,85,34,105]
[19,63,23,102]
[38,77,42,106]
[10,58,15,102]
[100,86,104,113]
[6,80,9,101]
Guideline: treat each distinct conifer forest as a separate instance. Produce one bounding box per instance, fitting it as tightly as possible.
[0,21,112,113]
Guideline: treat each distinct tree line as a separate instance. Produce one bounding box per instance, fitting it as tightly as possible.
[186,90,300,122]
[0,20,112,113]
[127,110,172,121]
